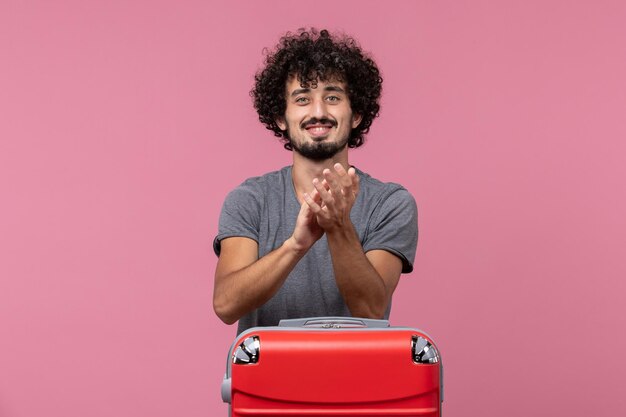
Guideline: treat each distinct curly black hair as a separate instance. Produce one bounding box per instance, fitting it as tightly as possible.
[251,28,383,150]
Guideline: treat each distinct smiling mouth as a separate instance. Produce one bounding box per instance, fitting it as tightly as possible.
[303,118,337,138]
[305,125,333,138]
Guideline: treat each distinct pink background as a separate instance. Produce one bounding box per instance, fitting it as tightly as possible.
[1,0,625,416]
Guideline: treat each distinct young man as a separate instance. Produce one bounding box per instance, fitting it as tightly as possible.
[213,29,417,334]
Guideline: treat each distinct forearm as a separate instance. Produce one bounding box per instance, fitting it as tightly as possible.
[213,237,305,324]
[326,224,388,318]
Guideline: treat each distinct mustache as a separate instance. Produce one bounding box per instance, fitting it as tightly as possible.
[300,118,337,129]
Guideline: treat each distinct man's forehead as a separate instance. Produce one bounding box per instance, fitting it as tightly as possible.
[286,75,347,92]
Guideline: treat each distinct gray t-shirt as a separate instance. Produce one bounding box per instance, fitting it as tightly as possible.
[214,166,418,334]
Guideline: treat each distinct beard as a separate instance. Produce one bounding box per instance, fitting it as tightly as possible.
[286,118,350,161]
[289,138,348,161]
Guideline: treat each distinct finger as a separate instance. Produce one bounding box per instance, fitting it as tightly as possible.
[311,188,327,208]
[298,197,314,219]
[321,179,332,194]
[313,177,334,207]
[348,167,359,197]
[333,163,352,187]
[322,168,342,195]
[309,187,322,204]
[332,163,354,197]
[303,192,323,214]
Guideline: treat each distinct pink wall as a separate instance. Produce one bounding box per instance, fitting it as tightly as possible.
[1,0,625,416]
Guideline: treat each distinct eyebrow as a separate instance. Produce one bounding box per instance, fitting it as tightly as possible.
[290,85,346,97]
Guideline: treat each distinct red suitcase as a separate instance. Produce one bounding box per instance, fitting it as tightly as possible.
[221,317,443,416]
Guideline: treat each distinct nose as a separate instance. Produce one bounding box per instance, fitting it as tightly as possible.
[310,97,329,119]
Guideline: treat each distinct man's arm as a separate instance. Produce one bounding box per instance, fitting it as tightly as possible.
[213,190,324,324]
[327,228,403,318]
[303,164,405,318]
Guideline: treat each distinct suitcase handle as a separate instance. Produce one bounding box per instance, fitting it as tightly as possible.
[278,316,390,328]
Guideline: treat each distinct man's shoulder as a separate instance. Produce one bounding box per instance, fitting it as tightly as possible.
[236,166,291,189]
[226,166,291,199]
[355,167,413,200]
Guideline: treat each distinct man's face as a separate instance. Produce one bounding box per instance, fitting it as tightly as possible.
[276,76,362,161]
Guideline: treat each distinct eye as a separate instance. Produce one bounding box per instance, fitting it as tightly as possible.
[326,95,340,102]
[294,96,309,104]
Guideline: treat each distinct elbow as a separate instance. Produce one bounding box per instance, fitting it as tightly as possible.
[213,292,239,325]
[220,316,238,325]
[213,272,241,325]
[365,307,387,320]
[345,288,389,320]
[352,309,386,321]
[349,301,387,320]
[213,304,238,325]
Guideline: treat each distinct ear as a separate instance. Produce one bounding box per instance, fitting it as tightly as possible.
[276,116,287,131]
[351,113,363,129]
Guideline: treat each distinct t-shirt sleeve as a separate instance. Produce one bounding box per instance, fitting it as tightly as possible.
[213,184,261,256]
[362,188,418,273]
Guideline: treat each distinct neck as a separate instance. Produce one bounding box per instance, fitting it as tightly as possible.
[291,149,350,204]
